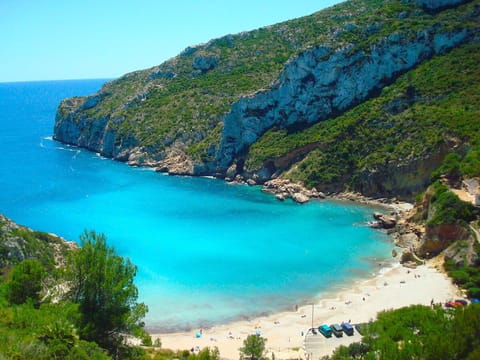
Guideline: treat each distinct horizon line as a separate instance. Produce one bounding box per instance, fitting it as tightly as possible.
[0,77,114,85]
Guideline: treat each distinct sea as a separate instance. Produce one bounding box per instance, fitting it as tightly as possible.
[0,79,394,332]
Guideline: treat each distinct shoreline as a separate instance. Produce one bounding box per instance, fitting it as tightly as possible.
[148,190,423,359]
[151,259,461,359]
[145,255,397,334]
[144,192,404,334]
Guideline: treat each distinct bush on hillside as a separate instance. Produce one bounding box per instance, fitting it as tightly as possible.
[427,181,476,226]
[5,259,45,307]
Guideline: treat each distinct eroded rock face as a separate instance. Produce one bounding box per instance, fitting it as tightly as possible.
[215,29,469,171]
[413,0,470,11]
[400,249,425,267]
[54,100,143,162]
[396,232,420,248]
[418,224,471,257]
[356,144,451,199]
[444,237,478,266]
[156,148,194,175]
[192,55,218,73]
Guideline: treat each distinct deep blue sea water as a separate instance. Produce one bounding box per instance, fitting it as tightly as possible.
[0,80,394,332]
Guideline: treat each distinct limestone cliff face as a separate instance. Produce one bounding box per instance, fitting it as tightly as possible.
[54,97,141,162]
[216,28,469,172]
[355,144,451,199]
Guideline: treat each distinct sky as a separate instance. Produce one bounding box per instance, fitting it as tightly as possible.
[1,0,342,82]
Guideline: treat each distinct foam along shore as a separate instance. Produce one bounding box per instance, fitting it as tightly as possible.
[152,260,462,360]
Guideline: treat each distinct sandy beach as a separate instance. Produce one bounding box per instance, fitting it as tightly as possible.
[152,259,462,359]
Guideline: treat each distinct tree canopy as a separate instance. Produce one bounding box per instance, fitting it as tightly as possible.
[325,304,480,360]
[5,259,46,306]
[239,334,268,360]
[67,230,148,357]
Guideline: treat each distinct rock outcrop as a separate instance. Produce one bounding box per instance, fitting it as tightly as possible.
[372,212,397,229]
[261,178,325,203]
[400,249,425,267]
[0,214,75,269]
[391,179,478,266]
[413,0,470,11]
[156,148,194,175]
[53,102,141,162]
[444,235,478,266]
[192,55,218,73]
[419,224,472,257]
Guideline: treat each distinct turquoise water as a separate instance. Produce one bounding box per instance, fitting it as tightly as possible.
[0,80,393,332]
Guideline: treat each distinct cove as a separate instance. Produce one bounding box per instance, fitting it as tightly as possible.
[0,80,393,332]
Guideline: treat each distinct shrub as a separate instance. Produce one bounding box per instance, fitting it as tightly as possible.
[427,183,476,226]
[239,335,267,360]
[468,287,480,298]
[5,259,45,307]
[450,270,471,285]
[431,153,462,182]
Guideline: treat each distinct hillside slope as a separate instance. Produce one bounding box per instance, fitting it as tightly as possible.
[249,40,480,199]
[54,0,480,200]
[0,214,74,271]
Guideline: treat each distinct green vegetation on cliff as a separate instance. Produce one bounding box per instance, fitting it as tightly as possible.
[0,214,71,271]
[325,304,480,360]
[446,249,480,299]
[5,259,45,307]
[0,217,149,359]
[0,298,111,360]
[247,39,480,195]
[426,182,477,226]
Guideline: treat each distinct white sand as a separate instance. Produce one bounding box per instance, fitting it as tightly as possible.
[152,261,461,359]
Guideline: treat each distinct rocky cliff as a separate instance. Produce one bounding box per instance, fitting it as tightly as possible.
[54,0,479,200]
[216,28,469,172]
[0,214,75,270]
